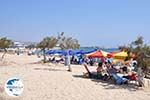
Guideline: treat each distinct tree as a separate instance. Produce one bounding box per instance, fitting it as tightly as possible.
[0,37,13,59]
[131,36,143,47]
[58,33,80,71]
[59,37,80,50]
[119,36,150,76]
[37,36,58,63]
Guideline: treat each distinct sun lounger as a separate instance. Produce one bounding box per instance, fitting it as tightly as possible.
[83,63,100,79]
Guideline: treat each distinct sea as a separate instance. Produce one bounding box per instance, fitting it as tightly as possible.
[79,47,119,53]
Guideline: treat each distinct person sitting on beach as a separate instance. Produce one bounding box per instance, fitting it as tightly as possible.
[107,65,128,85]
[96,62,104,79]
[121,64,128,74]
[83,62,108,80]
[116,62,138,84]
[89,59,94,66]
[51,57,56,63]
[131,61,138,72]
[96,62,109,80]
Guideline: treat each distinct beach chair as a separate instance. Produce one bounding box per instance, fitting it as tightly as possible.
[83,63,91,74]
[83,63,98,79]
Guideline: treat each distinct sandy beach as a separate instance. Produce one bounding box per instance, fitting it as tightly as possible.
[0,53,150,100]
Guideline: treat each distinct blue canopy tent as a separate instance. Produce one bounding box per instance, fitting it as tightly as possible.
[73,49,97,55]
[45,50,54,54]
[46,49,97,65]
[46,50,67,55]
[46,49,97,56]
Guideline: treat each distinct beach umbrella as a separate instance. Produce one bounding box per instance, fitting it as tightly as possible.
[86,50,109,58]
[107,51,120,58]
[82,49,97,55]
[71,50,83,55]
[46,49,97,56]
[55,50,67,55]
[46,50,67,55]
[112,59,125,64]
[69,49,97,55]
[109,51,128,59]
[45,50,55,55]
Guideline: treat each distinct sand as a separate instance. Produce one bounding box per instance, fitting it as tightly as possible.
[0,53,150,100]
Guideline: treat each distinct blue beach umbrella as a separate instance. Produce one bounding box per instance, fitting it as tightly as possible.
[46,50,67,55]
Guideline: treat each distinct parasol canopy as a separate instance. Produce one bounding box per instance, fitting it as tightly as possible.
[86,50,109,58]
[108,51,128,59]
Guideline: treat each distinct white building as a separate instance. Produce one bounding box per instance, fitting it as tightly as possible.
[13,41,26,50]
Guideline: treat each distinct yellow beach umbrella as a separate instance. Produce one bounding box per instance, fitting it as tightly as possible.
[113,51,128,59]
[112,59,125,64]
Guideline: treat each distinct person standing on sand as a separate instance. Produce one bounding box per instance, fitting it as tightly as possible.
[16,47,20,55]
[67,54,71,72]
[64,53,71,72]
[137,66,145,87]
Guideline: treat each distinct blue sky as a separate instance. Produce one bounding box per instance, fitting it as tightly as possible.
[0,0,150,47]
